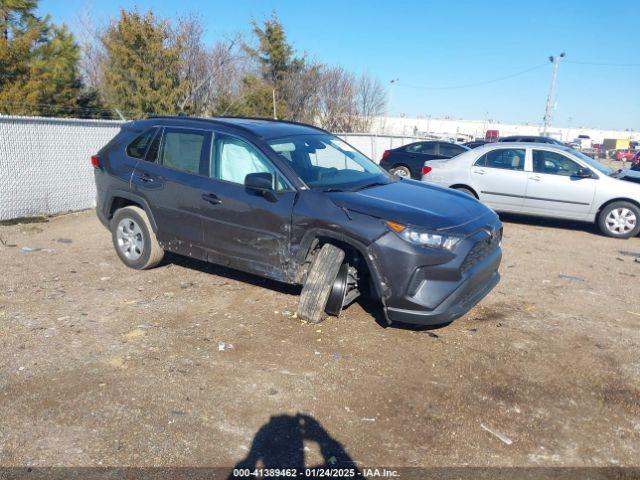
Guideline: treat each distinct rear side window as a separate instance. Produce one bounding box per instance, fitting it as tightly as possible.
[406,143,436,154]
[126,128,157,158]
[475,148,525,171]
[159,129,207,175]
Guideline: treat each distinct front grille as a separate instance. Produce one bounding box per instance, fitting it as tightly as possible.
[461,227,502,273]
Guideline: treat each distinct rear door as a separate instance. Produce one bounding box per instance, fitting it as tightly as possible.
[199,132,296,281]
[131,126,212,257]
[522,149,596,219]
[472,147,528,212]
[403,142,439,177]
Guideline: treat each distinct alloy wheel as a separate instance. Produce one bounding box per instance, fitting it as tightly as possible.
[116,218,145,260]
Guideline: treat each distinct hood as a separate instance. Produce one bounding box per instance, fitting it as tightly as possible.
[328,179,497,233]
[612,169,640,181]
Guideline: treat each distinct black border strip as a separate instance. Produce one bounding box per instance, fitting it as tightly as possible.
[481,191,590,206]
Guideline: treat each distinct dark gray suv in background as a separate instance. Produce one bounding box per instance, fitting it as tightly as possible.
[93,116,502,326]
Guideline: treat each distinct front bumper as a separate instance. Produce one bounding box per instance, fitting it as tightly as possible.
[370,223,502,326]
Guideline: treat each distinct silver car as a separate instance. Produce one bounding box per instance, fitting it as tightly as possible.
[421,142,640,238]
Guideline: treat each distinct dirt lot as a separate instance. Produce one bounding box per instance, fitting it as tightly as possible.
[1,210,639,470]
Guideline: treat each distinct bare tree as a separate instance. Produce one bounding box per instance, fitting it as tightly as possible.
[175,14,209,113]
[282,60,322,123]
[75,5,105,91]
[316,66,358,132]
[173,15,252,116]
[355,73,387,132]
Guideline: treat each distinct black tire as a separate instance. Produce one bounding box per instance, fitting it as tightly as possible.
[453,186,476,198]
[597,201,640,239]
[111,206,164,269]
[390,165,411,179]
[297,244,346,324]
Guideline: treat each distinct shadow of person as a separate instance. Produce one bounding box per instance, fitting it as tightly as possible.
[231,413,361,479]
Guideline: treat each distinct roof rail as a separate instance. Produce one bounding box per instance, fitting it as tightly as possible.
[215,116,330,134]
[144,115,256,135]
[144,114,330,135]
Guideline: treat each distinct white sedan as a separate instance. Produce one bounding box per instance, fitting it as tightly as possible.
[421,142,640,238]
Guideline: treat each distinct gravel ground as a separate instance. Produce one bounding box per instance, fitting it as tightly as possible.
[0,210,639,469]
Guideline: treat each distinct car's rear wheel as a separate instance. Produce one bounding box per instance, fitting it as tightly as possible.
[390,165,411,178]
[597,201,640,238]
[297,244,346,324]
[111,206,164,269]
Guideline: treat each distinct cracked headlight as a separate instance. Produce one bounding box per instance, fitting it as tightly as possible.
[387,220,461,251]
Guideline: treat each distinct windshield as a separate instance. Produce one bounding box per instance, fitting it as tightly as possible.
[567,148,613,175]
[267,134,392,191]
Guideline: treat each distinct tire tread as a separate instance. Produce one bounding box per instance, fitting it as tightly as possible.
[297,244,345,324]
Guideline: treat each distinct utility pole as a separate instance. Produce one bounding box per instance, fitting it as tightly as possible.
[542,52,565,135]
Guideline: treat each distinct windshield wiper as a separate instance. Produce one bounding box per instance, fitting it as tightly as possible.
[321,187,348,192]
[351,181,390,191]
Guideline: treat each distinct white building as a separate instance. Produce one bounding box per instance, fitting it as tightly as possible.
[371,115,639,144]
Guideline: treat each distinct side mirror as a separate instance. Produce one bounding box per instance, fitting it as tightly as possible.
[245,172,278,202]
[576,167,592,178]
[245,172,273,191]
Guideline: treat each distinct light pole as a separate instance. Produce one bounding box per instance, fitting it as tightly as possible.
[542,52,565,136]
[388,78,399,116]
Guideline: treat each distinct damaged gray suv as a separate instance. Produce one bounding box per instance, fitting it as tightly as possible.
[93,116,502,326]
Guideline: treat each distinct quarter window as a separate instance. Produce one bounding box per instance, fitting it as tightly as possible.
[159,130,206,175]
[144,130,161,162]
[532,150,581,176]
[126,128,157,158]
[475,148,525,171]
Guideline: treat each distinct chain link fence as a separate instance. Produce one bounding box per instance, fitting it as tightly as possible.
[0,116,423,221]
[0,116,124,221]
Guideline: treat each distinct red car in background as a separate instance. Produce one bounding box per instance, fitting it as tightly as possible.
[615,149,636,161]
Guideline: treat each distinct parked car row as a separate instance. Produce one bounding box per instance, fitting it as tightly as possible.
[418,143,640,238]
[379,141,469,179]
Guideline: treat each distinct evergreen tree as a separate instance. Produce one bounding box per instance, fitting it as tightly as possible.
[245,12,304,118]
[0,0,85,116]
[101,9,187,118]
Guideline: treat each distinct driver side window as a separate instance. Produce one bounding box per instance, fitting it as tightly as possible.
[532,150,581,176]
[212,135,286,190]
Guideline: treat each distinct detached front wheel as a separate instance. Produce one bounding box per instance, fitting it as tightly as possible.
[298,244,346,324]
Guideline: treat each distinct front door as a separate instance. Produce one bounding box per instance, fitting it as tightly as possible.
[522,149,596,219]
[132,126,212,257]
[472,147,528,212]
[200,133,296,281]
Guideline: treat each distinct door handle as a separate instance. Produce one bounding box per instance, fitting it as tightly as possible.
[473,169,486,175]
[136,172,155,183]
[202,193,222,205]
[529,175,541,181]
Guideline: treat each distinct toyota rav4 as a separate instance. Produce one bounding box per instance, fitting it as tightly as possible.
[93,117,502,326]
